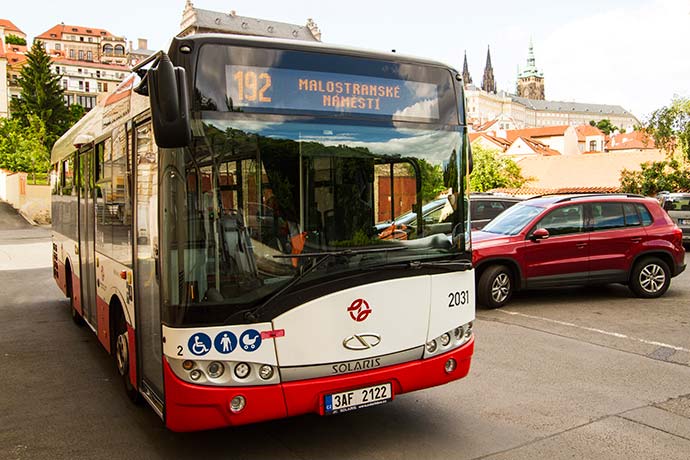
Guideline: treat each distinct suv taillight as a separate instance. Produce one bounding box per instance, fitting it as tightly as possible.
[673,226,683,247]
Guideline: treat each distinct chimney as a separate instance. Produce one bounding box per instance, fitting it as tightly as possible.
[137,38,148,50]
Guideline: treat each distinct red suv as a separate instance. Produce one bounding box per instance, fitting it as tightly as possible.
[472,194,686,308]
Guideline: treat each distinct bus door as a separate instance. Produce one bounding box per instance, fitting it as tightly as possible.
[133,121,164,407]
[78,147,97,326]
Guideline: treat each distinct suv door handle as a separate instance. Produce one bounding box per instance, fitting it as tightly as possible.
[631,237,642,243]
[576,242,587,249]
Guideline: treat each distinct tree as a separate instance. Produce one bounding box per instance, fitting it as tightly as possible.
[589,119,619,135]
[5,34,27,46]
[644,96,690,160]
[620,159,690,195]
[469,145,528,192]
[0,116,50,181]
[10,40,71,150]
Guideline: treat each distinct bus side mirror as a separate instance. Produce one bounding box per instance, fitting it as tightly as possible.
[468,143,473,174]
[148,53,191,148]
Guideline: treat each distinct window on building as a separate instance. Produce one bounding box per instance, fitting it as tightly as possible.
[114,44,125,56]
[62,80,68,90]
[78,50,84,60]
[85,81,90,92]
[96,70,101,78]
[55,66,60,74]
[80,36,84,42]
[88,37,93,42]
[69,49,75,59]
[103,83,108,92]
[78,81,83,90]
[87,51,93,61]
[55,43,61,51]
[97,82,102,92]
[103,44,113,55]
[78,68,82,74]
[589,140,597,151]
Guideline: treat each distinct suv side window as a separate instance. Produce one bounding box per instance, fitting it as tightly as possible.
[534,204,584,236]
[592,203,626,231]
[636,204,653,226]
[623,203,641,226]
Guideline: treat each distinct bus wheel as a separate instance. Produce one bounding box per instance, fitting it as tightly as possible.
[66,266,83,326]
[478,265,513,309]
[113,307,142,404]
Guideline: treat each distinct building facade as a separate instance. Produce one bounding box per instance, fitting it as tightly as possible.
[179,0,321,41]
[0,19,27,118]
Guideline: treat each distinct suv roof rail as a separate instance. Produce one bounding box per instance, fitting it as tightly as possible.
[553,193,645,203]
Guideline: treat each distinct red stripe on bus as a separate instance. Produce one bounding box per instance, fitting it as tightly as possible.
[128,325,137,389]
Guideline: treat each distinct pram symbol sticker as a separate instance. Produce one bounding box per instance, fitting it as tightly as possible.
[240,329,262,352]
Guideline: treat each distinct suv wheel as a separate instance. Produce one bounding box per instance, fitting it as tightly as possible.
[478,265,513,309]
[630,257,671,298]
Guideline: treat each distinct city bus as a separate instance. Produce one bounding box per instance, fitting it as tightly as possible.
[50,33,475,432]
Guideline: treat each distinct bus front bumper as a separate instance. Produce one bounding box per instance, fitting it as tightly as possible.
[163,337,474,432]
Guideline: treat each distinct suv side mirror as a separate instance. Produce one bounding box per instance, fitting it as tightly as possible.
[530,228,550,242]
[147,53,191,148]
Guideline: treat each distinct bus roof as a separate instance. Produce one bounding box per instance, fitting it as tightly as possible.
[175,33,460,72]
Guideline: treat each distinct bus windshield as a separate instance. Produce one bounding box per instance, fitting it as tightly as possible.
[160,117,465,315]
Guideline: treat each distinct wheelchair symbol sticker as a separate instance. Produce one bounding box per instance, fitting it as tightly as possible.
[239,329,262,352]
[188,333,212,356]
[214,331,238,354]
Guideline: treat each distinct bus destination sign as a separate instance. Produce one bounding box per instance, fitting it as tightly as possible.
[225,65,440,120]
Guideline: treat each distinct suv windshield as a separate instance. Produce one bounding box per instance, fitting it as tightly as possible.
[160,117,466,314]
[480,203,543,235]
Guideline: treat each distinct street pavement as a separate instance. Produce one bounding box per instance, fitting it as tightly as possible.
[1,202,689,459]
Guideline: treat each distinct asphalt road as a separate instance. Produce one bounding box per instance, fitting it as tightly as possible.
[1,203,690,459]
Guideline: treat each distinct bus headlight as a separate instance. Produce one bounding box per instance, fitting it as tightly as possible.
[230,395,246,413]
[234,362,251,379]
[259,365,274,380]
[426,340,438,354]
[190,369,202,381]
[440,333,451,347]
[207,361,225,379]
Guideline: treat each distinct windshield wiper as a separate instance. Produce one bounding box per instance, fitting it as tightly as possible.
[233,246,406,323]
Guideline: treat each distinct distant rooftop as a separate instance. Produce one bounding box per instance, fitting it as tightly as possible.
[179,0,321,41]
[511,96,634,117]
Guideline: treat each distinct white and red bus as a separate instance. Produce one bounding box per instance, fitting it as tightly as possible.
[50,34,475,432]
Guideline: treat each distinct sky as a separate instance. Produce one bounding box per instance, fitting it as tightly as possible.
[5,0,689,120]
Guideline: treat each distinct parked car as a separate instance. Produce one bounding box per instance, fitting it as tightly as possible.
[472,194,686,308]
[657,192,690,249]
[469,193,523,230]
[376,193,522,238]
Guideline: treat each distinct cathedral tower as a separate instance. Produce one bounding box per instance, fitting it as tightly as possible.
[462,50,472,87]
[517,39,545,100]
[481,46,496,93]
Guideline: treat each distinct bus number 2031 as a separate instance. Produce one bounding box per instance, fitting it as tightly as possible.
[448,290,470,307]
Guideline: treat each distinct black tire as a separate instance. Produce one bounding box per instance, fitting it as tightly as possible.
[478,265,513,309]
[629,257,671,298]
[66,266,84,326]
[113,306,142,404]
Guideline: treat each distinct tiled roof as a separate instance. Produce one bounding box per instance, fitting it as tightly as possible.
[0,19,24,35]
[509,150,666,190]
[606,131,656,151]
[575,124,604,140]
[51,56,130,71]
[470,132,511,149]
[489,186,620,197]
[476,119,498,131]
[504,125,570,142]
[517,136,561,156]
[36,24,113,41]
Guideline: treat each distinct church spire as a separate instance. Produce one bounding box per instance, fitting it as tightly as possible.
[482,45,496,93]
[462,50,472,86]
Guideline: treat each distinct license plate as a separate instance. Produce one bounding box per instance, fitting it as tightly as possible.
[324,383,392,415]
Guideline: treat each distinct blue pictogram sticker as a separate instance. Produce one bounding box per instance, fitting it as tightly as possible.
[324,395,333,412]
[239,329,262,352]
[214,331,238,354]
[188,332,212,356]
